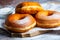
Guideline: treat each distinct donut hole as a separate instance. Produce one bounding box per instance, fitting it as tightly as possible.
[19,17,26,20]
[48,11,54,16]
[48,13,53,16]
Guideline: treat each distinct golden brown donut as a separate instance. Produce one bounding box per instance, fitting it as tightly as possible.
[15,2,43,14]
[5,14,36,33]
[35,10,60,28]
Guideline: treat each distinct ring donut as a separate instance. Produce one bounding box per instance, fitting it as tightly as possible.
[15,2,43,14]
[35,10,60,28]
[5,14,36,33]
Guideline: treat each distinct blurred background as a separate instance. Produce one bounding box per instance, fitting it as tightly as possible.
[0,0,50,8]
[0,0,60,8]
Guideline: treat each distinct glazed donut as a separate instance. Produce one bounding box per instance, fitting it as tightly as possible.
[5,14,36,33]
[15,2,43,14]
[35,10,60,28]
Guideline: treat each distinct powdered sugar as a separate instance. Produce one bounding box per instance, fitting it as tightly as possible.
[39,13,60,20]
[14,16,30,25]
[48,13,60,19]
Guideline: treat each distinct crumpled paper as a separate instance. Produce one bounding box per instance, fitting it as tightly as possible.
[0,7,14,19]
[41,2,60,12]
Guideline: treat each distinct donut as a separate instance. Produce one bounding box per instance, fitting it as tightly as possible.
[35,10,60,28]
[5,14,36,33]
[15,2,43,14]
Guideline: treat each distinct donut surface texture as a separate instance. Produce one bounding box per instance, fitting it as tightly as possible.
[5,14,36,33]
[35,10,60,28]
[15,2,43,14]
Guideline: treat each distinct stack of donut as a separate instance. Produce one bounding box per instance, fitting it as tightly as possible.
[5,2,60,33]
